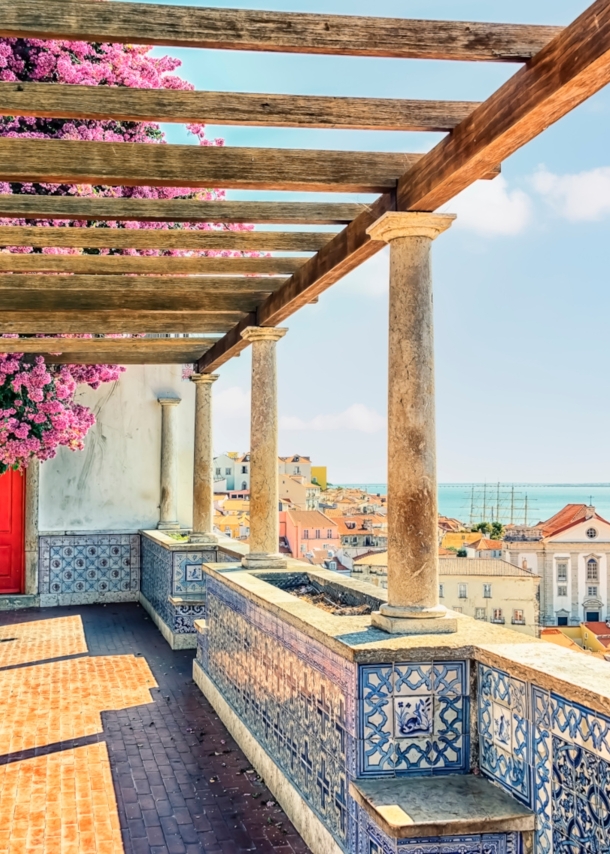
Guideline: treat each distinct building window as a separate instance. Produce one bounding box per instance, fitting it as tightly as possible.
[439,583,444,598]
[215,467,221,476]
[512,609,525,625]
[295,466,300,474]
[458,583,467,599]
[587,528,598,539]
[492,608,504,623]
[327,529,333,539]
[241,465,248,474]
[315,529,321,539]
[557,585,568,597]
[225,467,231,476]
[454,607,463,613]
[303,530,309,540]
[557,561,568,582]
[300,544,306,553]
[329,561,337,570]
[483,584,492,598]
[557,616,569,626]
[587,559,599,581]
[475,608,487,621]
[588,586,598,597]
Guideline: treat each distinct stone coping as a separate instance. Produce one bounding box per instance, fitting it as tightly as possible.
[141,529,245,559]
[350,776,535,839]
[199,563,610,719]
[168,594,207,606]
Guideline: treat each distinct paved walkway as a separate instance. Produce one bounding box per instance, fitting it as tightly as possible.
[0,603,310,854]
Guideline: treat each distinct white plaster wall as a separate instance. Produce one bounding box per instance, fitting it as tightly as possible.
[577,552,607,620]
[518,552,538,573]
[39,365,195,532]
[550,519,610,543]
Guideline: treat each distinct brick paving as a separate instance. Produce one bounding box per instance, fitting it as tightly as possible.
[0,603,310,854]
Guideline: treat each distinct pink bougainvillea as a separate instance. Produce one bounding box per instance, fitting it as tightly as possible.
[0,0,242,470]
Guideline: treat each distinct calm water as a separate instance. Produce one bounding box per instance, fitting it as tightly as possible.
[339,483,610,526]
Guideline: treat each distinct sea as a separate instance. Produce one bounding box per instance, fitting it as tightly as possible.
[338,483,610,526]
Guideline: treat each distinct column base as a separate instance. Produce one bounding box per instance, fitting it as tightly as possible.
[158,522,181,531]
[371,604,458,635]
[189,532,218,544]
[241,553,287,570]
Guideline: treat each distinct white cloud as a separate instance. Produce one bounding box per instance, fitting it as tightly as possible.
[532,166,610,221]
[214,385,250,418]
[443,175,532,236]
[280,404,385,434]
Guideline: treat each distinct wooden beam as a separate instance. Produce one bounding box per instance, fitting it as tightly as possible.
[0,312,245,334]
[0,337,218,365]
[0,82,479,133]
[0,139,498,193]
[0,275,286,292]
[0,1,562,62]
[396,0,610,211]
[0,226,332,251]
[199,0,610,373]
[198,193,396,371]
[0,254,304,275]
[0,195,364,225]
[0,291,265,311]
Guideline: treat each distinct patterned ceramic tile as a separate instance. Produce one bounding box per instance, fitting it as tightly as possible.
[203,577,358,850]
[356,803,520,854]
[479,665,531,805]
[359,661,469,777]
[39,534,140,598]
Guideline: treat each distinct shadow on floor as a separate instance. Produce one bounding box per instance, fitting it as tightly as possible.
[0,603,310,854]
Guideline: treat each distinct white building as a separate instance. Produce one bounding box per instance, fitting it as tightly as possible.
[213,453,312,494]
[504,504,610,626]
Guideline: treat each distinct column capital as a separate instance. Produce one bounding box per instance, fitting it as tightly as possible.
[158,397,181,406]
[367,212,456,243]
[241,326,288,344]
[190,373,219,385]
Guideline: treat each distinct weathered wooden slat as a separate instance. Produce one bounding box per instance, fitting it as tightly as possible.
[199,193,396,372]
[199,1,610,374]
[0,337,217,365]
[396,0,610,212]
[0,1,562,62]
[0,82,479,132]
[0,275,286,292]
[0,254,304,275]
[0,195,364,225]
[0,226,331,251]
[0,291,265,312]
[0,138,428,193]
[0,312,244,334]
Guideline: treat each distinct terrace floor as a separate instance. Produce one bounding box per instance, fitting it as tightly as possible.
[0,603,310,854]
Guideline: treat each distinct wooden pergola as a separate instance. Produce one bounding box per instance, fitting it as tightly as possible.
[0,0,609,368]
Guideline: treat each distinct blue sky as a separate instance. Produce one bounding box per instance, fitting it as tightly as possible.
[139,0,610,483]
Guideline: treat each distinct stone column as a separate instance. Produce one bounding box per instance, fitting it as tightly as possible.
[157,397,181,530]
[240,327,288,569]
[367,212,457,634]
[190,373,219,543]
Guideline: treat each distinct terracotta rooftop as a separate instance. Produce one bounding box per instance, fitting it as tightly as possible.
[539,503,610,537]
[439,558,539,577]
[285,509,337,527]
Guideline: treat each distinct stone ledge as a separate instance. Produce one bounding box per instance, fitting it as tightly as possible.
[350,776,535,840]
[0,594,40,611]
[200,563,610,719]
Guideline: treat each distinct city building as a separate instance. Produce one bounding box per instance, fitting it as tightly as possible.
[352,554,540,636]
[541,622,610,658]
[504,504,610,625]
[336,516,388,551]
[311,465,327,490]
[282,509,340,559]
[464,536,504,559]
[279,474,320,510]
[214,452,316,495]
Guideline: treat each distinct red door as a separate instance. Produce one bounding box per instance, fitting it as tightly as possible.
[0,470,25,594]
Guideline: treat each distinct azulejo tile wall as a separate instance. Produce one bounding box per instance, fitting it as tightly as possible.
[39,534,140,605]
[357,803,520,854]
[479,662,610,854]
[203,576,358,851]
[359,661,469,777]
[140,535,216,635]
